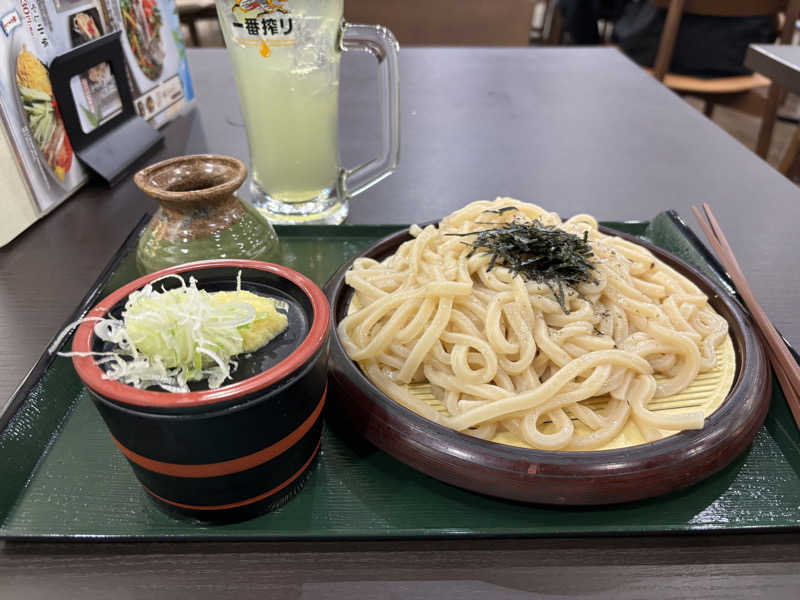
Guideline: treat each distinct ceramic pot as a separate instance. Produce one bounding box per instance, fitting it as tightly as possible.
[134,155,279,275]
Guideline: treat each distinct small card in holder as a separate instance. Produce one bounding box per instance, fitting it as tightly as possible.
[49,32,162,186]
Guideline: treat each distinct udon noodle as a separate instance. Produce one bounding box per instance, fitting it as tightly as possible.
[338,199,729,450]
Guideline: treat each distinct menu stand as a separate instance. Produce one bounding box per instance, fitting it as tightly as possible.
[49,32,162,186]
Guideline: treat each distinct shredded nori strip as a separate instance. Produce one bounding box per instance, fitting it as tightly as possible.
[449,209,598,312]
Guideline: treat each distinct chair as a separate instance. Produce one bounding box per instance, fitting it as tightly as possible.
[649,0,800,158]
[540,0,564,45]
[176,0,218,47]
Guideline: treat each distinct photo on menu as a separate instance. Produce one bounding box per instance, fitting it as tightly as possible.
[120,0,165,81]
[103,0,195,128]
[69,7,104,47]
[65,5,123,133]
[70,61,123,133]
[15,44,75,184]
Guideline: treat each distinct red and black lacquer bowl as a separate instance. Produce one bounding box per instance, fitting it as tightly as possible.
[325,226,771,505]
[72,259,330,522]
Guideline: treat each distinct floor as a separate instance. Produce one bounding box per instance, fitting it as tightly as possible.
[685,97,798,173]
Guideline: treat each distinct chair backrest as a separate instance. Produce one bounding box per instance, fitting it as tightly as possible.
[651,0,795,81]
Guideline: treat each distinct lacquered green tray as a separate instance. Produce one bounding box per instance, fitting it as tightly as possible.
[1,215,799,540]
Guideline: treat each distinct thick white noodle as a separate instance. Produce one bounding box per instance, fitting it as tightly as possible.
[338,199,729,450]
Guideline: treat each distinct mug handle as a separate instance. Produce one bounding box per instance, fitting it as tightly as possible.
[339,23,400,199]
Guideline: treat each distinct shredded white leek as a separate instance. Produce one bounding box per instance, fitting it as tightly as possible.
[56,274,281,393]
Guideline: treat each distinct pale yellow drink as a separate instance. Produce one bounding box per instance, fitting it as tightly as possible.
[216,0,400,224]
[218,0,342,206]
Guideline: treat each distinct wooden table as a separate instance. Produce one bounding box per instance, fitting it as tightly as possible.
[746,44,800,95]
[1,47,799,598]
[745,44,800,178]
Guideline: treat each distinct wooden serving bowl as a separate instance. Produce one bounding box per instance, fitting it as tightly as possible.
[325,226,771,505]
[73,259,330,522]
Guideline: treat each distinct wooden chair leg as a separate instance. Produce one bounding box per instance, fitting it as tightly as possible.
[544,1,563,45]
[777,86,788,109]
[778,124,800,175]
[756,83,783,159]
[787,160,800,181]
[704,101,714,118]
[187,18,201,47]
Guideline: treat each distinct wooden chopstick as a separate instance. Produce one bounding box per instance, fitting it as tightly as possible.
[691,204,800,428]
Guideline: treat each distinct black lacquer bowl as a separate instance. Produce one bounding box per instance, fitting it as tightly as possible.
[72,260,330,522]
[325,226,771,505]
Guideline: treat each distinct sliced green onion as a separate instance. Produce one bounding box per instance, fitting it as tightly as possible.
[54,274,281,392]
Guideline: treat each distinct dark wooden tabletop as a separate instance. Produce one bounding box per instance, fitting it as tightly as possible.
[746,43,800,95]
[1,47,799,597]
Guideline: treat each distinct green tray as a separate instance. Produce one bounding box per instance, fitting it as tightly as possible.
[1,215,799,540]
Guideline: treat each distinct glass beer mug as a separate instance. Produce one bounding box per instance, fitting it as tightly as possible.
[214,0,400,224]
